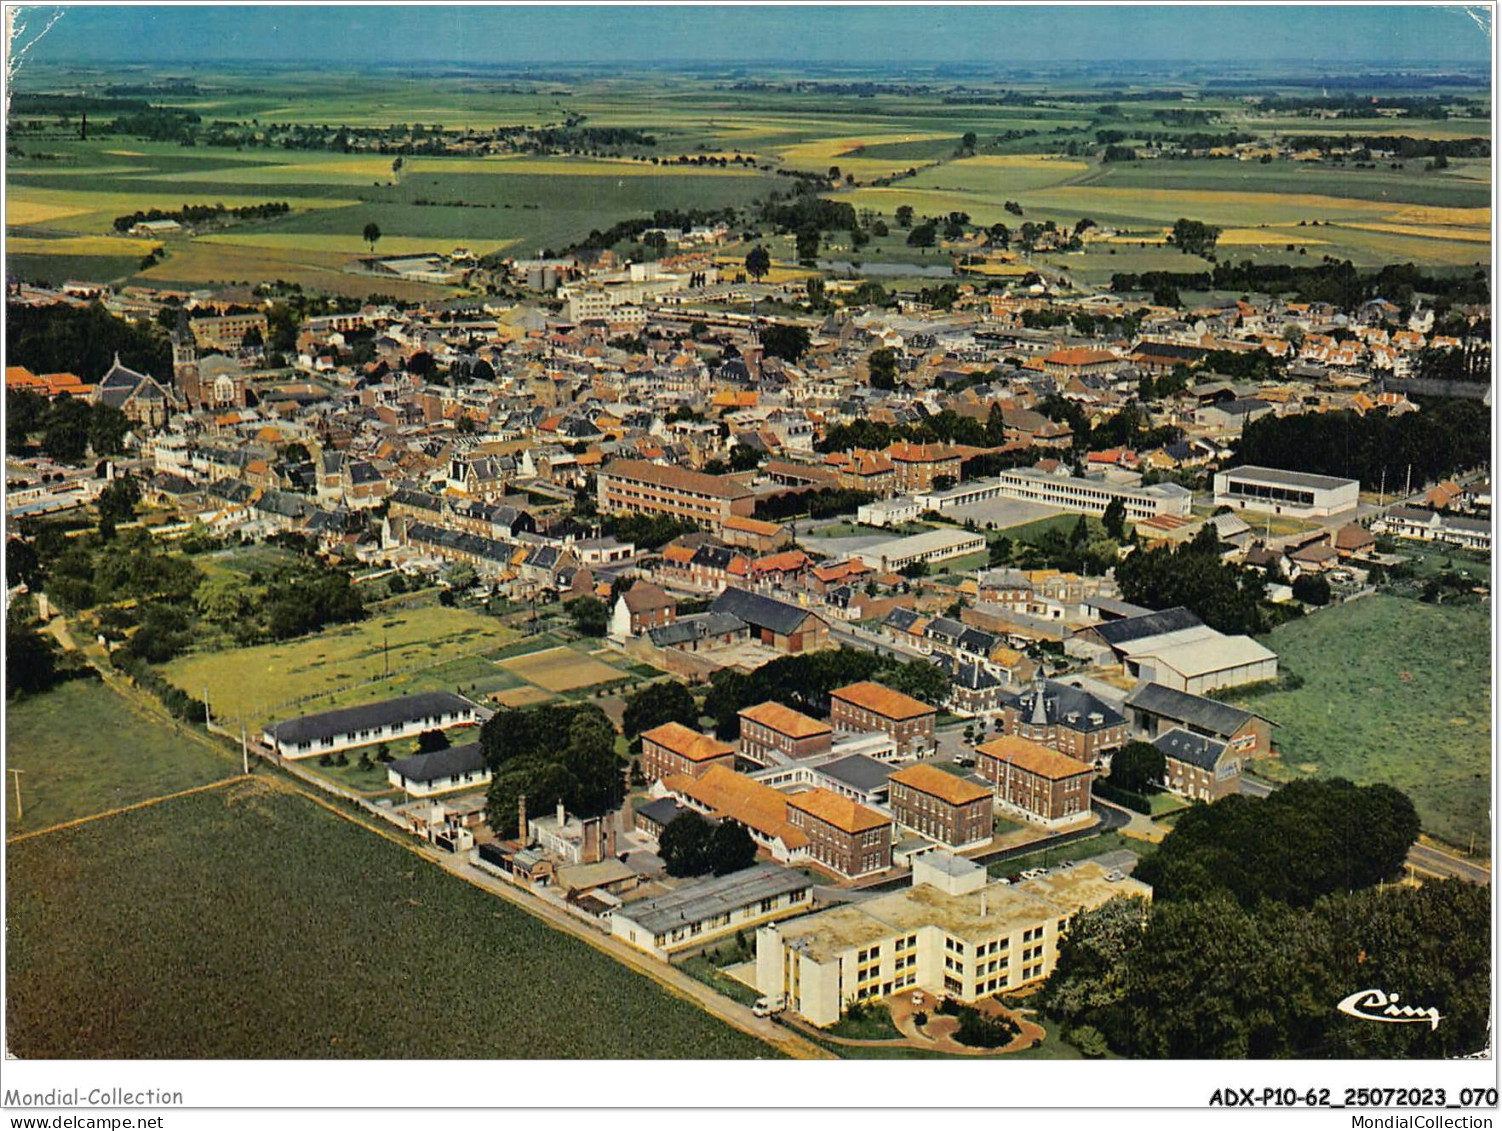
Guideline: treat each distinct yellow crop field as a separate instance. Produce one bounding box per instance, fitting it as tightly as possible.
[7,186,361,234]
[958,154,1089,171]
[1218,227,1330,246]
[197,232,519,256]
[1342,222,1490,244]
[10,165,157,178]
[1383,206,1490,229]
[6,235,163,256]
[498,646,625,693]
[6,198,91,226]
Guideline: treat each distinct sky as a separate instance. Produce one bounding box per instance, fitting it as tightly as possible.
[8,4,1493,69]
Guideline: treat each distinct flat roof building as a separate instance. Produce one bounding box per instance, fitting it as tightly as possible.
[755,859,1150,1027]
[991,468,1193,521]
[854,528,986,573]
[1213,465,1359,518]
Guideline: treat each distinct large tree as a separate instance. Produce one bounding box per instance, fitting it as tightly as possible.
[1135,778,1420,908]
[759,324,810,363]
[1109,740,1165,794]
[622,680,699,739]
[744,245,771,283]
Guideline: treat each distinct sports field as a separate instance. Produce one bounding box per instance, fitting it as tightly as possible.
[1230,596,1491,855]
[3,676,238,833]
[162,604,518,729]
[5,780,778,1058]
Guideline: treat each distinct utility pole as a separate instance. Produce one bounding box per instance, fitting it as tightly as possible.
[9,768,23,822]
[204,686,212,731]
[384,628,390,677]
[241,727,249,775]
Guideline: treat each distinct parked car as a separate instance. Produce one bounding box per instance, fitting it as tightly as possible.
[752,995,785,1018]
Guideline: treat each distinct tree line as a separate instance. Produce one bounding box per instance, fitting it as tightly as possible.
[1235,399,1490,492]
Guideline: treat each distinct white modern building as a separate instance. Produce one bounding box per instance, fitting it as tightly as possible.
[857,496,924,528]
[854,528,987,573]
[755,856,1150,1027]
[990,468,1193,521]
[1212,466,1359,518]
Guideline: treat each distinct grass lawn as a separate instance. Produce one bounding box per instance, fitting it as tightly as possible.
[1227,595,1491,855]
[5,783,778,1059]
[4,676,238,832]
[678,955,761,1008]
[1147,792,1193,818]
[162,603,518,729]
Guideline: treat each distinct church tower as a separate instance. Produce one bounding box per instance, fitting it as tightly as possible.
[171,314,202,409]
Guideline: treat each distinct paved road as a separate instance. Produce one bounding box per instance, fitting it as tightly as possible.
[1242,776,1490,886]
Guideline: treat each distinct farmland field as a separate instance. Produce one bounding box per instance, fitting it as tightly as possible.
[3,676,238,832]
[1230,596,1491,855]
[4,782,778,1058]
[498,644,632,692]
[6,67,1490,291]
[161,603,518,729]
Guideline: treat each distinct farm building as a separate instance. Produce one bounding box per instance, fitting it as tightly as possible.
[1124,681,1273,761]
[710,586,830,653]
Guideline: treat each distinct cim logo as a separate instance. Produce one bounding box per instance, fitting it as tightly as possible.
[1337,988,1442,1031]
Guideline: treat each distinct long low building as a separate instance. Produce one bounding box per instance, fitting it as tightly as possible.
[263,691,478,758]
[756,854,1150,1027]
[611,863,815,960]
[988,468,1193,521]
[853,528,986,573]
[386,742,491,797]
[1124,634,1278,695]
[1212,465,1359,518]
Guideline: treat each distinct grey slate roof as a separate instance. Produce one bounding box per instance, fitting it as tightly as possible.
[389,742,486,784]
[816,754,897,794]
[999,680,1124,732]
[266,691,474,746]
[646,611,746,648]
[1091,607,1203,647]
[1153,727,1229,771]
[635,796,692,828]
[1124,681,1259,739]
[711,586,818,636]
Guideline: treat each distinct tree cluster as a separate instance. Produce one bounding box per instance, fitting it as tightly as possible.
[658,810,758,878]
[481,702,625,837]
[1115,525,1271,635]
[1236,400,1489,493]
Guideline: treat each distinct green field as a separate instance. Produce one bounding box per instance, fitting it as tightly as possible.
[3,677,239,832]
[161,604,519,729]
[6,67,1490,292]
[1230,596,1491,854]
[5,783,778,1058]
